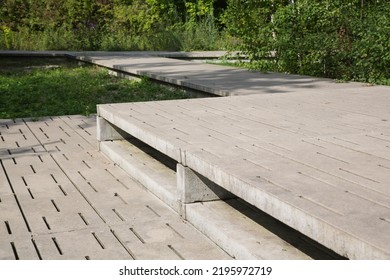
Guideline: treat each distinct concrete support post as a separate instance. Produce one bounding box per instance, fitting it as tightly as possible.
[97,116,125,141]
[177,163,234,218]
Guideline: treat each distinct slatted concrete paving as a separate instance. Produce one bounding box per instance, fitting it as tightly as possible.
[98,86,390,260]
[0,115,231,260]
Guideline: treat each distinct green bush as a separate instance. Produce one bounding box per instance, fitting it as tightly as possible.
[174,16,229,51]
[0,0,227,52]
[224,0,390,85]
[349,4,390,84]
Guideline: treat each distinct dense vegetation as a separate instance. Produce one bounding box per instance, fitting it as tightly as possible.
[1,0,389,84]
[0,0,229,51]
[225,0,390,84]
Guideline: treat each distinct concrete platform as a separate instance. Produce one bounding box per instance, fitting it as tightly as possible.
[75,53,371,97]
[98,86,390,259]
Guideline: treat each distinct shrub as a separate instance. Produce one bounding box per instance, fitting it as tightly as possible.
[224,0,390,84]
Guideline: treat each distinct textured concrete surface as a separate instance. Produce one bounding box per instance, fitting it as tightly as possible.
[0,116,231,260]
[98,86,390,259]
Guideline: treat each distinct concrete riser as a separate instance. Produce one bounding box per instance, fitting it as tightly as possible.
[98,138,338,260]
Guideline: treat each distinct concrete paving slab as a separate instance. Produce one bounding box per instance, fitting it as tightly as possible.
[0,195,31,236]
[110,223,231,260]
[58,115,97,145]
[31,228,133,260]
[0,236,40,260]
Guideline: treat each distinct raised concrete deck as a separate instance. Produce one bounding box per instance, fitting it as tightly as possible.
[95,57,390,259]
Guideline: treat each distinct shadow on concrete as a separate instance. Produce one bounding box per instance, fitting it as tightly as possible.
[82,55,361,96]
[225,198,347,260]
[0,140,62,160]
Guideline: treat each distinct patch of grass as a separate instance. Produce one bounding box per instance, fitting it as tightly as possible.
[0,57,191,119]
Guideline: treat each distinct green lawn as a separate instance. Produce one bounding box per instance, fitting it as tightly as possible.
[0,57,191,119]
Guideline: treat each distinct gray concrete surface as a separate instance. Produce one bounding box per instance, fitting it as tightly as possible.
[0,116,231,260]
[75,54,371,97]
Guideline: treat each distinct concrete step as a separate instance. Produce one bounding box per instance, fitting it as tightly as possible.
[186,199,344,260]
[99,140,178,212]
[97,92,390,259]
[98,138,338,259]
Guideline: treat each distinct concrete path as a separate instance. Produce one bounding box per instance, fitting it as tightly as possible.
[74,53,373,97]
[0,116,231,260]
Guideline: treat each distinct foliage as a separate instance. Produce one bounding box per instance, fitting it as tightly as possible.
[0,0,228,51]
[0,57,191,119]
[349,3,390,84]
[224,0,274,59]
[224,0,390,84]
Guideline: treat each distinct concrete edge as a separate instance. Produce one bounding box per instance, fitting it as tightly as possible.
[184,152,390,260]
[97,105,182,162]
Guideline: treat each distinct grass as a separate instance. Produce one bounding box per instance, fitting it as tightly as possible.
[0,57,191,119]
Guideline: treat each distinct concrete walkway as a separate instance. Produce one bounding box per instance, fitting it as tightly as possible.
[0,116,231,260]
[74,53,376,97]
